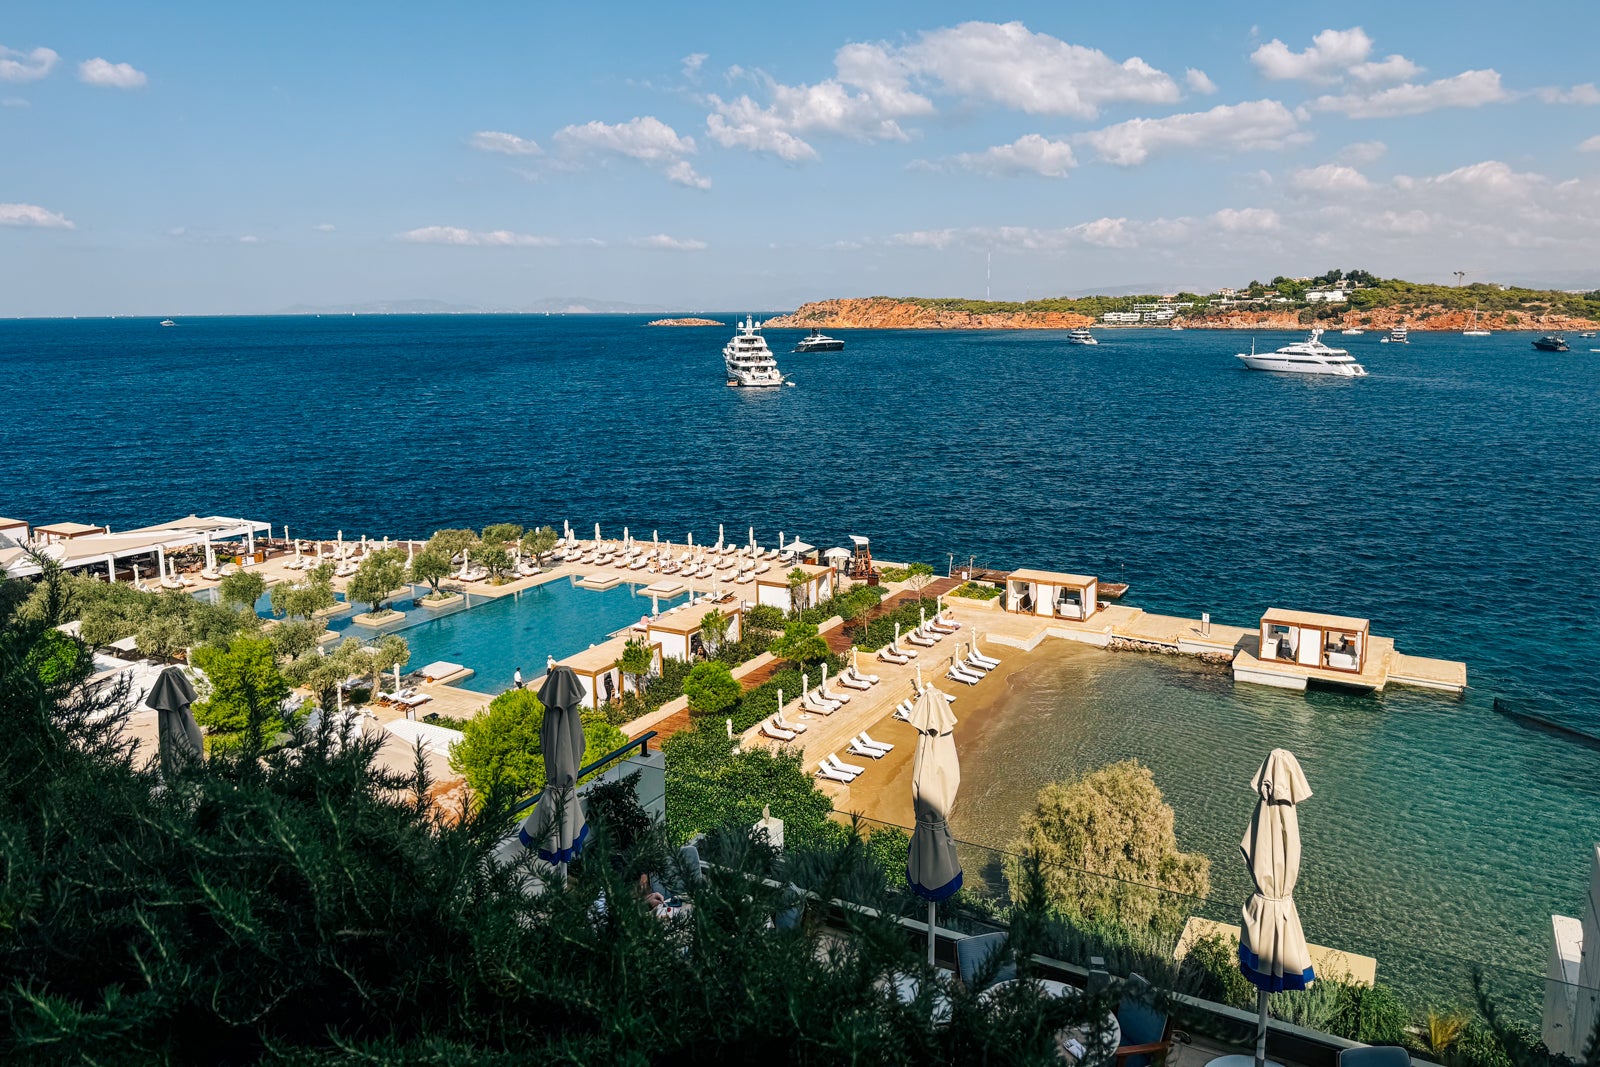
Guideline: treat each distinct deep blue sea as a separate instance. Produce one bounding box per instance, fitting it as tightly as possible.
[4,315,1599,1001]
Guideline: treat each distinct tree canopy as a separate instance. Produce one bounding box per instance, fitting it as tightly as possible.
[683,660,741,717]
[217,570,265,612]
[191,636,291,740]
[348,547,408,615]
[520,525,557,563]
[1006,759,1210,935]
[447,688,626,803]
[770,619,829,667]
[407,548,453,595]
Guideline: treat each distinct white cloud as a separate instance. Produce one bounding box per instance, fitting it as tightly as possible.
[893,21,1179,118]
[1314,69,1507,118]
[1211,207,1280,232]
[2,96,28,108]
[238,235,259,244]
[1538,84,1600,106]
[553,116,708,186]
[682,53,707,79]
[78,57,147,89]
[1082,99,1303,166]
[632,234,707,250]
[1349,54,1422,86]
[1336,140,1387,164]
[0,202,74,228]
[705,21,1179,161]
[555,115,696,161]
[1580,135,1600,153]
[0,45,58,83]
[314,223,336,232]
[663,160,711,189]
[469,130,541,155]
[1251,28,1375,84]
[1186,68,1217,95]
[1289,163,1371,193]
[950,134,1077,177]
[397,226,564,247]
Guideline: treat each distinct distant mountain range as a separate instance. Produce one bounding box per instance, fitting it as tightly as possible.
[274,296,673,315]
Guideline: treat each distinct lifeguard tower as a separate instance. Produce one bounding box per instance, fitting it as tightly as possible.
[847,534,879,584]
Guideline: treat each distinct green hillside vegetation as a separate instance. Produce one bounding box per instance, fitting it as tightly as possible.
[873,269,1600,320]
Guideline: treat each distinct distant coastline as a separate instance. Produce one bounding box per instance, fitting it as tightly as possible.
[764,287,1600,333]
[645,317,725,327]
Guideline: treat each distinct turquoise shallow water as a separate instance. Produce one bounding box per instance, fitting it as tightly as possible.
[5,315,1599,1001]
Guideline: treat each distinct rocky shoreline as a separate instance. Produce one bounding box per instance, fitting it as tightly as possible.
[645,317,725,327]
[763,297,1600,332]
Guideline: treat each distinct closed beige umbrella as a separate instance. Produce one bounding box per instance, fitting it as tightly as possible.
[1238,748,1315,1067]
[906,684,961,965]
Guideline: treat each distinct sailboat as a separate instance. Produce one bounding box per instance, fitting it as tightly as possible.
[1463,306,1491,337]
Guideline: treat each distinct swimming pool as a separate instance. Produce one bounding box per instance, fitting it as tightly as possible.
[207,577,687,694]
[368,578,687,694]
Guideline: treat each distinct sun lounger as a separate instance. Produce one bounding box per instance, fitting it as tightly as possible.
[839,673,871,691]
[936,610,962,629]
[816,764,855,784]
[859,731,894,753]
[906,631,936,648]
[773,710,808,734]
[761,720,797,742]
[964,652,994,673]
[852,733,891,755]
[927,619,958,635]
[889,640,918,659]
[802,691,836,715]
[969,646,1000,669]
[629,557,648,570]
[819,678,851,703]
[947,662,983,685]
[893,701,912,722]
[849,665,879,685]
[879,646,910,665]
[849,739,887,760]
[826,753,867,777]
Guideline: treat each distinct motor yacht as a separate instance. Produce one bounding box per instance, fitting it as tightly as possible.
[1067,328,1098,345]
[724,316,788,387]
[1236,329,1367,377]
[1381,324,1408,344]
[159,320,176,327]
[1340,327,1364,335]
[1532,334,1570,352]
[793,328,844,353]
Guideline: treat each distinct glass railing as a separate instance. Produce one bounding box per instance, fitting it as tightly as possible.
[836,813,1578,1046]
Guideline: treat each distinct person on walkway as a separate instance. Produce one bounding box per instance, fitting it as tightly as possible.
[513,667,523,690]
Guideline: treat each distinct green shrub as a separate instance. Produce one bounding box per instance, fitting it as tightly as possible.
[743,604,786,633]
[1179,933,1256,1010]
[949,581,1002,601]
[1332,982,1411,1046]
[683,661,740,717]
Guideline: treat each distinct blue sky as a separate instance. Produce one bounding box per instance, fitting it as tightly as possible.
[3,1,1599,315]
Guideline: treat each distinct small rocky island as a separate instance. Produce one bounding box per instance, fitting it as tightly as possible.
[645,317,725,327]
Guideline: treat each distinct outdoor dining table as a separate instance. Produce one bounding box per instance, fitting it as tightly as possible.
[979,979,1121,1066]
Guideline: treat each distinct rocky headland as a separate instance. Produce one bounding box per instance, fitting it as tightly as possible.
[645,317,725,327]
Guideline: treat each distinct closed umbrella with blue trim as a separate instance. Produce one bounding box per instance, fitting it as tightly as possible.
[517,666,589,875]
[906,684,962,966]
[1238,748,1315,1067]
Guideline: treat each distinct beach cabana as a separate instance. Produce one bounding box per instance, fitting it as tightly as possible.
[647,603,742,662]
[1004,568,1100,621]
[755,562,837,614]
[557,635,660,707]
[1258,609,1369,673]
[33,521,107,544]
[0,517,28,544]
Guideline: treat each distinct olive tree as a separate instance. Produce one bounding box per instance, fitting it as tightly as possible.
[408,548,453,597]
[348,547,408,616]
[1005,759,1210,935]
[617,637,655,695]
[426,528,479,576]
[520,525,558,565]
[699,609,731,658]
[218,570,266,612]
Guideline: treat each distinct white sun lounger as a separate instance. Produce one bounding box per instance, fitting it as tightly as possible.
[852,733,891,756]
[948,662,983,685]
[928,619,958,635]
[916,624,945,642]
[937,611,962,629]
[774,710,807,734]
[849,739,887,760]
[889,640,918,659]
[906,631,936,648]
[826,753,867,776]
[839,673,871,691]
[819,680,851,704]
[964,653,994,673]
[859,731,894,753]
[969,646,1001,669]
[761,720,797,742]
[850,665,880,685]
[816,763,856,783]
[802,691,837,715]
[878,646,910,665]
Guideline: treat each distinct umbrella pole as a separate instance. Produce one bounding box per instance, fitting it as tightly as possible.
[927,901,937,967]
[1255,989,1270,1067]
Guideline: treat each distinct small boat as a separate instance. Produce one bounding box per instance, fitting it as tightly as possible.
[1580,331,1596,338]
[1168,323,1184,331]
[723,316,787,387]
[1463,306,1490,337]
[1236,329,1367,376]
[1340,328,1364,335]
[159,319,176,327]
[1532,334,1570,352]
[1380,324,1408,344]
[793,328,844,353]
[1067,328,1098,345]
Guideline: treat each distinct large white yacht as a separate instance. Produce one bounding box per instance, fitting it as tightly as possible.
[1067,328,1098,345]
[1236,329,1368,377]
[723,316,788,387]
[1381,323,1409,344]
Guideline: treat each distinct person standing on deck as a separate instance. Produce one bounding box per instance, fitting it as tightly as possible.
[513,667,523,690]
